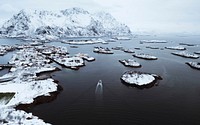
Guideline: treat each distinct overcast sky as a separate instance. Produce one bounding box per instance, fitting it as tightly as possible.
[0,0,200,34]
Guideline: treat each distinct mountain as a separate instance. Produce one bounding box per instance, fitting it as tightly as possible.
[0,7,131,39]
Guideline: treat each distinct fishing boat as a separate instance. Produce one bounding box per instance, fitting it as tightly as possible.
[95,80,103,95]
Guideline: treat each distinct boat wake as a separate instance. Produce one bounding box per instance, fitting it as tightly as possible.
[95,80,103,106]
[95,80,103,95]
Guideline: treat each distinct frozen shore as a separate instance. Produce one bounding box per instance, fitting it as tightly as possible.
[0,108,51,125]
[0,46,62,124]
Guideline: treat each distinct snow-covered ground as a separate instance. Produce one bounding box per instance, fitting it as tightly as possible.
[0,79,57,107]
[0,108,51,125]
[0,46,61,124]
[0,48,59,107]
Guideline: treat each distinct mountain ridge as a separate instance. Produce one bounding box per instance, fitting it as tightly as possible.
[0,7,132,39]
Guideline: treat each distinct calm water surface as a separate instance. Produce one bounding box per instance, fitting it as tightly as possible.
[0,35,200,125]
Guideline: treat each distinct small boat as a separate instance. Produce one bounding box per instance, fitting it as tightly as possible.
[70,46,79,48]
[95,80,103,95]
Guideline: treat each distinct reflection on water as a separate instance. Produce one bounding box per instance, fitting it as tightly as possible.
[95,80,103,95]
[95,80,103,106]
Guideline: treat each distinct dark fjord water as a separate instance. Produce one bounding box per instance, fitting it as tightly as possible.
[0,35,200,125]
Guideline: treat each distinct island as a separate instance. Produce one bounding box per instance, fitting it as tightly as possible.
[121,71,162,88]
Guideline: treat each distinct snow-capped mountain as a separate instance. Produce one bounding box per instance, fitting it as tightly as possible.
[0,7,131,39]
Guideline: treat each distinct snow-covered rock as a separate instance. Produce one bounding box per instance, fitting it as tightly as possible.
[0,79,57,107]
[50,54,84,70]
[75,53,95,61]
[0,45,16,56]
[123,48,135,53]
[0,108,50,125]
[93,47,113,54]
[0,8,131,39]
[165,46,186,50]
[121,71,162,87]
[133,53,157,60]
[172,51,199,59]
[186,62,200,70]
[119,59,141,67]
